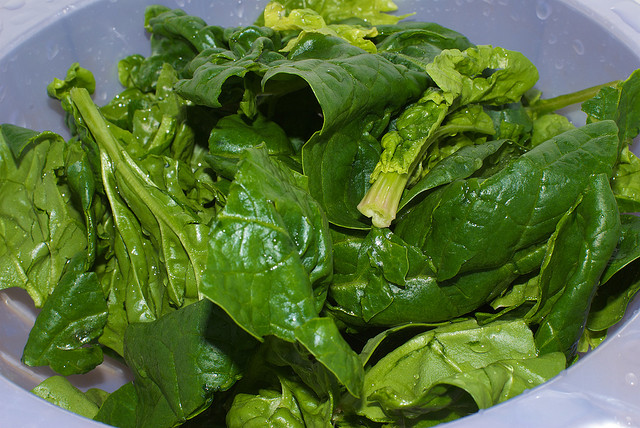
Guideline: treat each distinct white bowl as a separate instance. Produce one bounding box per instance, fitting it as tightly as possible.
[1,1,640,427]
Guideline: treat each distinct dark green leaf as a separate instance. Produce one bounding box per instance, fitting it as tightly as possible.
[94,382,138,428]
[124,299,257,428]
[22,256,107,375]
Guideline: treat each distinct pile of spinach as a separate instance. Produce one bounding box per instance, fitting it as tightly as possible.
[1,0,640,426]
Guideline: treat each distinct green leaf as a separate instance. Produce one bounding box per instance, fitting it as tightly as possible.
[124,299,257,428]
[0,127,87,307]
[177,31,429,228]
[31,376,100,420]
[71,87,209,307]
[397,121,620,282]
[203,147,365,396]
[22,256,108,375]
[611,146,640,213]
[203,147,330,340]
[258,0,410,26]
[371,352,566,417]
[529,113,575,147]
[328,227,545,326]
[46,62,96,99]
[533,174,620,359]
[374,21,474,68]
[398,138,507,210]
[295,317,364,398]
[582,69,640,146]
[226,382,306,428]
[350,319,540,422]
[93,382,138,428]
[425,45,539,106]
[586,215,640,332]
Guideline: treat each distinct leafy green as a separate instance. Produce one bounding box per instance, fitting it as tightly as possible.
[22,256,108,375]
[123,299,257,428]
[0,126,88,307]
[358,45,539,227]
[531,174,620,359]
[5,3,640,428]
[31,376,101,420]
[202,146,363,397]
[346,319,563,423]
[258,0,411,26]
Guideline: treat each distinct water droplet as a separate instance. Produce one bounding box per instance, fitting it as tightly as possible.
[236,3,245,19]
[46,42,59,60]
[482,6,491,16]
[626,372,638,386]
[554,59,564,70]
[175,0,185,7]
[510,11,520,22]
[547,32,557,45]
[572,39,585,55]
[1,0,26,11]
[469,342,490,353]
[536,0,552,20]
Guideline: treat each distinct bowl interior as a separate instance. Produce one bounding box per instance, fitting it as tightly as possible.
[1,0,639,426]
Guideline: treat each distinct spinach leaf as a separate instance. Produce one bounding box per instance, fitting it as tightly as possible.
[345,319,546,423]
[0,126,88,307]
[328,227,545,326]
[226,372,333,428]
[71,87,210,307]
[31,376,101,420]
[586,214,640,334]
[531,174,620,359]
[358,45,538,227]
[93,382,138,428]
[425,45,539,107]
[611,146,640,213]
[177,30,429,228]
[371,352,565,419]
[22,256,108,375]
[396,121,620,282]
[374,21,474,68]
[123,299,257,428]
[583,69,640,147]
[398,138,507,210]
[202,146,363,396]
[257,0,410,26]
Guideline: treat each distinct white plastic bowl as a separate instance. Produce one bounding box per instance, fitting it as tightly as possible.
[1,1,640,427]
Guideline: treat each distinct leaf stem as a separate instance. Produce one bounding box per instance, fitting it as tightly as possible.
[357,171,409,228]
[526,80,621,117]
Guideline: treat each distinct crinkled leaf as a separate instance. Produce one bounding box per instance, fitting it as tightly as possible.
[425,45,539,106]
[328,227,545,326]
[258,0,410,25]
[0,127,87,307]
[352,319,539,422]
